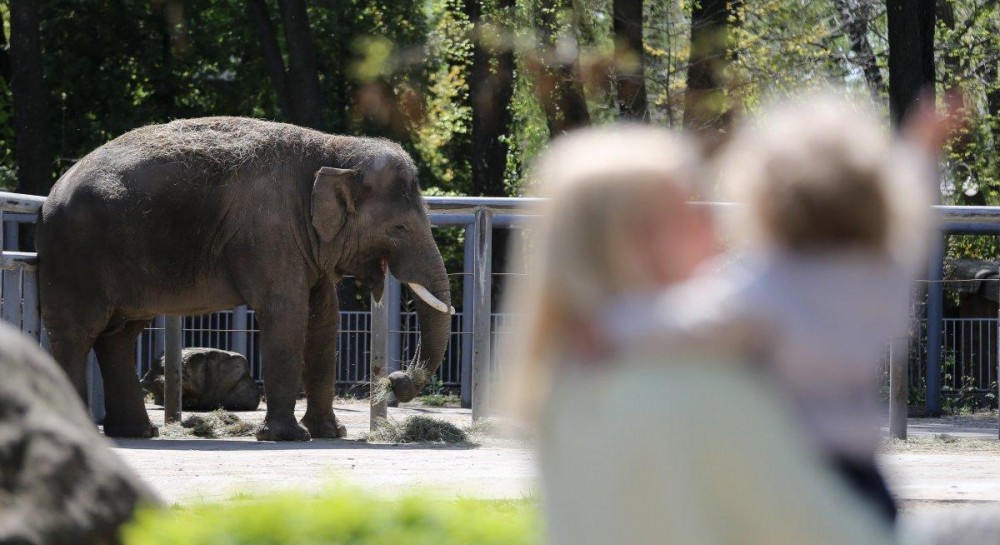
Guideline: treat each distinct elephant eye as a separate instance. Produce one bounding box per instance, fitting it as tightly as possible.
[391,224,408,235]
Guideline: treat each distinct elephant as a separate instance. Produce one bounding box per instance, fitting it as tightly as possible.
[36,117,454,441]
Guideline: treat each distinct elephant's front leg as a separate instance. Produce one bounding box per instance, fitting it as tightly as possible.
[255,299,311,441]
[300,278,347,438]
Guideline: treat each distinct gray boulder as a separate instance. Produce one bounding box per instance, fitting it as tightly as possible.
[141,348,261,411]
[0,322,157,545]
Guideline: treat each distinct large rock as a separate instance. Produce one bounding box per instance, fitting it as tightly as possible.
[141,348,261,411]
[0,322,157,545]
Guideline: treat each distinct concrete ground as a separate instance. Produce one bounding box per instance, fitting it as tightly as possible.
[111,400,1000,515]
[112,400,536,504]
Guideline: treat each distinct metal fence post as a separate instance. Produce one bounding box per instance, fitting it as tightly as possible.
[164,316,183,423]
[1,222,19,329]
[889,336,908,439]
[471,207,493,420]
[22,270,39,340]
[370,275,391,428]
[86,352,105,423]
[232,305,248,356]
[460,222,476,408]
[387,277,402,372]
[925,235,946,416]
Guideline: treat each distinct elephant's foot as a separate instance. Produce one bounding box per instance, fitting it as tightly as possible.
[256,417,311,441]
[301,411,348,439]
[103,418,159,439]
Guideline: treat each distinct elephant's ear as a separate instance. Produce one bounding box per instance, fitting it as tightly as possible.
[312,166,360,241]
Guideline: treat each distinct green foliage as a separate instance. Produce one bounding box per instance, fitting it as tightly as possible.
[411,0,473,194]
[417,375,462,406]
[123,490,539,545]
[3,0,1000,203]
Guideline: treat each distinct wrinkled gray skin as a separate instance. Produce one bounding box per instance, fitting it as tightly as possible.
[37,117,452,441]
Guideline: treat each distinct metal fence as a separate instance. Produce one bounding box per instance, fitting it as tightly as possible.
[0,192,534,418]
[132,310,490,396]
[5,190,1000,420]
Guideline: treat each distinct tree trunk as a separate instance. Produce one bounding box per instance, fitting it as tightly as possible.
[465,0,515,196]
[276,0,325,130]
[834,0,884,97]
[683,0,729,145]
[887,0,936,127]
[0,12,10,85]
[10,0,52,196]
[534,0,590,136]
[612,0,648,121]
[154,1,185,118]
[248,0,293,121]
[981,9,1000,147]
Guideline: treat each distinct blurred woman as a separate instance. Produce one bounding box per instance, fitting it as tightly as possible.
[503,124,896,545]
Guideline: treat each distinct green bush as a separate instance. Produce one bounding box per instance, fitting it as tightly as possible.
[123,489,539,545]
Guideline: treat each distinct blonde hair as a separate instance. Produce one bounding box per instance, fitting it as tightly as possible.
[502,125,701,421]
[718,94,934,268]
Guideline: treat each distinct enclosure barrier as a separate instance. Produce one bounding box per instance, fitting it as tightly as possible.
[1,191,1000,434]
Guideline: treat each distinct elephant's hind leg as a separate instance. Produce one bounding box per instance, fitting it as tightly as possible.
[45,317,105,406]
[94,320,157,438]
[301,279,347,439]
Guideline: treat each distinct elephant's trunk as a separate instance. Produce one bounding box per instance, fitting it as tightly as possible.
[387,246,452,403]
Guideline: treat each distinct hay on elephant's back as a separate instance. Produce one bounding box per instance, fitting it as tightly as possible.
[159,409,256,438]
[365,416,467,444]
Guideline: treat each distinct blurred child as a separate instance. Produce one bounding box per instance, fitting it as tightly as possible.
[609,96,934,523]
[505,125,896,545]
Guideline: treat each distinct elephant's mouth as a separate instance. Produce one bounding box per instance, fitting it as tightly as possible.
[369,255,453,315]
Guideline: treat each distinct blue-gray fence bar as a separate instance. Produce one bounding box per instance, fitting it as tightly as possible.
[471,207,494,420]
[4,191,1000,427]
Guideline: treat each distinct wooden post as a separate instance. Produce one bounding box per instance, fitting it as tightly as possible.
[164,316,183,424]
[888,336,908,439]
[370,276,390,429]
[471,207,493,420]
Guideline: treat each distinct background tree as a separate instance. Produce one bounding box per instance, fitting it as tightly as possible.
[466,0,515,197]
[886,0,936,127]
[532,0,591,136]
[9,0,50,195]
[276,0,325,129]
[683,0,730,143]
[612,0,648,121]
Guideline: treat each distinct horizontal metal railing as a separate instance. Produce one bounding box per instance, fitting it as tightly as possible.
[5,191,1000,424]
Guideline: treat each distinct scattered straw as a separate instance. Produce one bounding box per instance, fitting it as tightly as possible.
[879,435,1000,454]
[405,363,433,389]
[365,416,467,444]
[158,410,256,439]
[370,377,393,406]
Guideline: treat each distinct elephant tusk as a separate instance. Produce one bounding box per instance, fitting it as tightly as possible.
[408,283,455,314]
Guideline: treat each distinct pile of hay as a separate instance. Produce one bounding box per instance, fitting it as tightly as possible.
[160,410,256,439]
[365,416,467,444]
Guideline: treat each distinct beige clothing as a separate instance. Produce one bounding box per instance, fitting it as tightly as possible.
[540,349,895,545]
